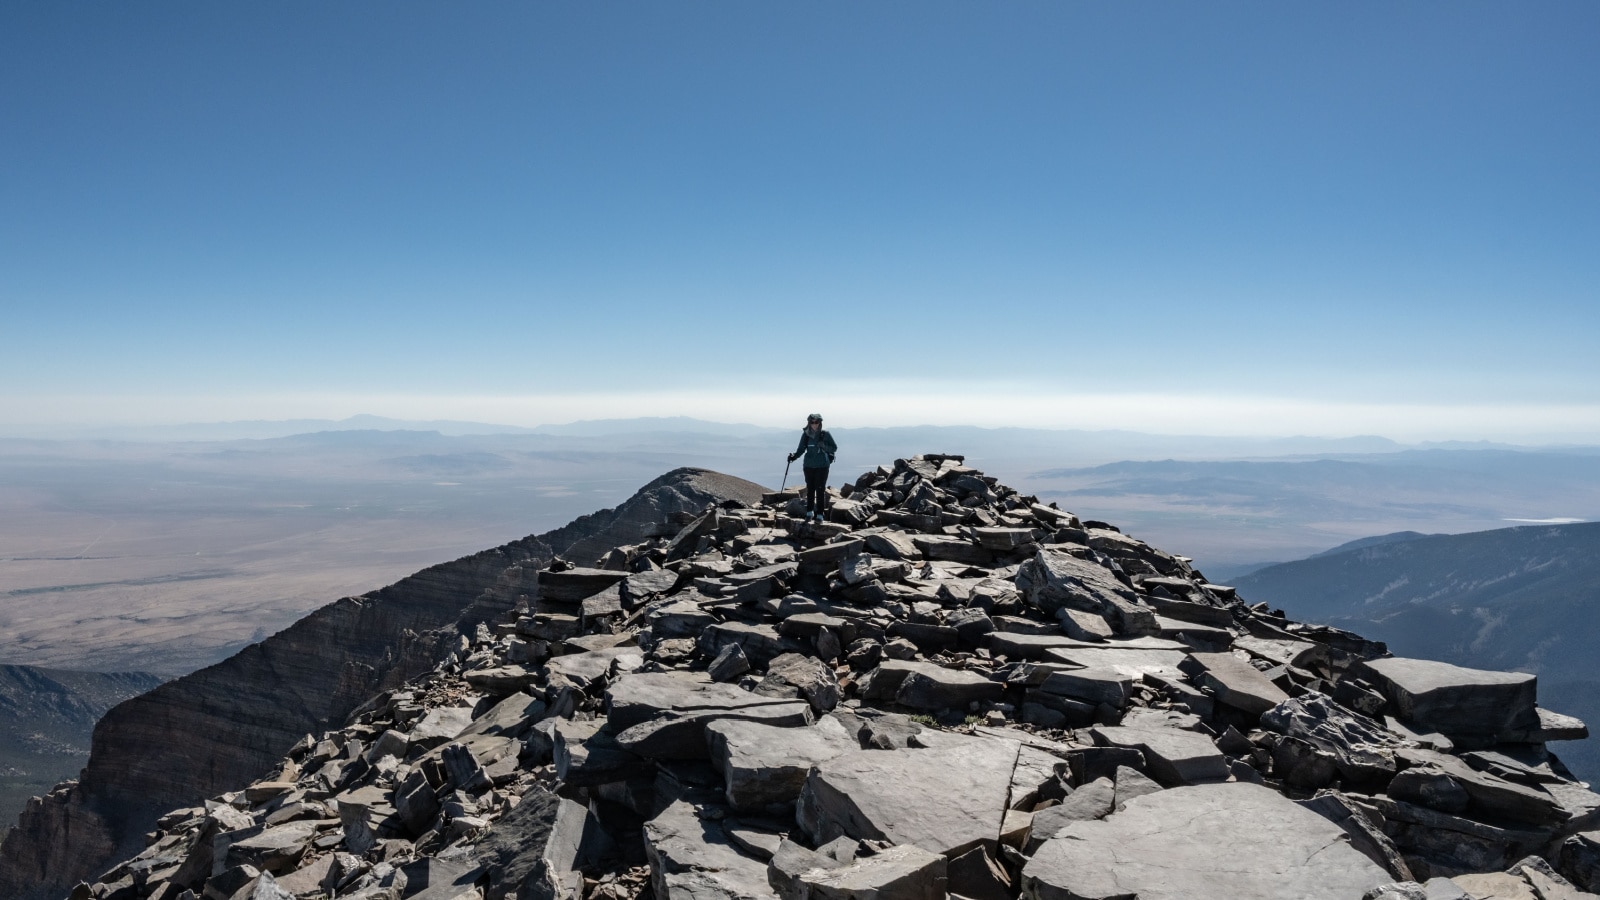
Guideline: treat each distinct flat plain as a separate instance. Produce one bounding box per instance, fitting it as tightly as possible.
[3,424,1597,677]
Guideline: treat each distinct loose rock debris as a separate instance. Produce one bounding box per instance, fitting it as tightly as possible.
[69,455,1600,900]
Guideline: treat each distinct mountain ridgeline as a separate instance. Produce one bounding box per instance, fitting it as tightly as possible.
[1235,521,1600,782]
[7,460,1600,900]
[0,468,765,900]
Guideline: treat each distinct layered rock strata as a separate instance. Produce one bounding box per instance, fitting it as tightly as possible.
[26,456,1600,900]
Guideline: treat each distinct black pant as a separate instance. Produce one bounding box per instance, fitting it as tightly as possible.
[803,466,829,514]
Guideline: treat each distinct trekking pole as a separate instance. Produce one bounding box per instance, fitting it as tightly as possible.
[780,457,792,491]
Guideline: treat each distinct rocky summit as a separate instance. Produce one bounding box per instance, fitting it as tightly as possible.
[10,455,1600,900]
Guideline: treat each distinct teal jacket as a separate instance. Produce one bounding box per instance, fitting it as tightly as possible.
[792,429,837,469]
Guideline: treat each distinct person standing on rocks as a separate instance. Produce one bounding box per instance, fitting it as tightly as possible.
[788,413,837,522]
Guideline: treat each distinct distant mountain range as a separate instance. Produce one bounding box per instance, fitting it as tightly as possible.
[1234,521,1600,782]
[0,665,163,830]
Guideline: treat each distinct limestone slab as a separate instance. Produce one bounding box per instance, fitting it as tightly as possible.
[798,737,1019,858]
[1022,782,1391,900]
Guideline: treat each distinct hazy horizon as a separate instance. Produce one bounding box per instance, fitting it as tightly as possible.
[5,410,1600,449]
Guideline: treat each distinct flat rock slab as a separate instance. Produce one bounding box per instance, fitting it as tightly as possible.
[410,707,476,746]
[1182,651,1290,717]
[799,737,1020,858]
[1044,646,1188,678]
[545,647,638,689]
[608,673,806,731]
[987,633,1078,660]
[1038,668,1135,708]
[707,716,859,810]
[645,799,778,899]
[798,843,948,900]
[1089,725,1229,786]
[1357,656,1538,738]
[860,660,1004,711]
[609,672,814,759]
[1022,782,1391,900]
[538,567,630,603]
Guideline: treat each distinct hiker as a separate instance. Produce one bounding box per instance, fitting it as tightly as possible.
[788,413,837,522]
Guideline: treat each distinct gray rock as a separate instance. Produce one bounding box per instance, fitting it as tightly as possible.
[1181,651,1291,717]
[410,707,476,748]
[763,653,842,713]
[857,712,925,750]
[1357,657,1538,738]
[1057,608,1114,642]
[860,660,1002,711]
[644,799,778,899]
[895,667,1003,712]
[709,642,753,682]
[986,633,1078,661]
[1015,549,1140,621]
[1022,782,1392,900]
[1363,884,1427,900]
[538,567,630,604]
[616,697,814,761]
[1259,691,1401,784]
[769,838,840,899]
[706,717,858,811]
[884,622,959,655]
[1423,878,1473,900]
[798,843,948,900]
[1025,777,1115,852]
[798,737,1019,858]
[650,599,718,639]
[1112,765,1164,809]
[608,672,809,731]
[1395,746,1568,825]
[1389,767,1471,815]
[912,535,990,565]
[1038,668,1134,708]
[555,728,650,786]
[974,527,1039,551]
[224,822,315,875]
[1560,831,1600,892]
[473,787,606,900]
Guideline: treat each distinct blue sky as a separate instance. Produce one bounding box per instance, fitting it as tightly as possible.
[4,3,1598,439]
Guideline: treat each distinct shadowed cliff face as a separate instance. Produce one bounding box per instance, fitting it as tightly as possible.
[0,467,765,900]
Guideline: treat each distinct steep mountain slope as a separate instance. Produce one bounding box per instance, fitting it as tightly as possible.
[21,456,1600,900]
[1233,521,1600,780]
[0,666,164,830]
[0,468,765,900]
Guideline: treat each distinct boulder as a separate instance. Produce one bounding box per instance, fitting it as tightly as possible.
[1357,657,1538,738]
[706,717,858,811]
[798,737,1020,858]
[1014,549,1139,619]
[1181,651,1290,717]
[860,660,1003,711]
[538,568,630,604]
[1090,725,1229,786]
[1038,668,1134,708]
[1259,692,1400,785]
[760,653,842,713]
[1022,782,1392,900]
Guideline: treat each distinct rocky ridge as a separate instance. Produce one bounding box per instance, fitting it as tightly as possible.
[30,456,1600,900]
[0,468,766,900]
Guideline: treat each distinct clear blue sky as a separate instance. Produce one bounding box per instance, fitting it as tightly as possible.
[4,3,1598,439]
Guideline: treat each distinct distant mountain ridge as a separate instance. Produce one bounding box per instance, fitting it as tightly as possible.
[1306,530,1441,559]
[1234,521,1600,780]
